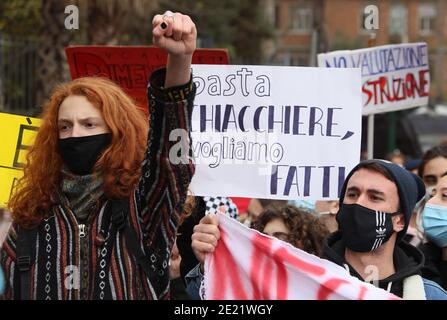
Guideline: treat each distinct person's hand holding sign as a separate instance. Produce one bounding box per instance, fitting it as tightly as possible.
[191,208,222,272]
[152,10,197,88]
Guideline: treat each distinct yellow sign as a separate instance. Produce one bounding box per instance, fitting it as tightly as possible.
[0,112,41,207]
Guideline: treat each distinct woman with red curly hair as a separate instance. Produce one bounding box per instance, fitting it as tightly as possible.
[1,11,196,300]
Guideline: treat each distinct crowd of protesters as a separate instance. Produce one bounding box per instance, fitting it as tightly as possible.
[188,147,447,300]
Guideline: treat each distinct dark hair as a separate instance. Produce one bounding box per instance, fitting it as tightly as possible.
[347,160,403,212]
[354,160,395,182]
[418,145,447,178]
[252,204,330,256]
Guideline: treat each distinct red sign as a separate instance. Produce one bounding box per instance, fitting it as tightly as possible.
[65,46,229,110]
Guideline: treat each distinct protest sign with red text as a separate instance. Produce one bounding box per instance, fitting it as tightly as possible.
[318,42,429,115]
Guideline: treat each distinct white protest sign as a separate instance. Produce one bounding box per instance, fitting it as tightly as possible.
[318,42,430,115]
[187,65,362,200]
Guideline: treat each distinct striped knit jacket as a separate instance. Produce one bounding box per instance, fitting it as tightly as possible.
[0,68,196,300]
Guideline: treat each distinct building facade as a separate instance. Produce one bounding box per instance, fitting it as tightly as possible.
[264,0,447,102]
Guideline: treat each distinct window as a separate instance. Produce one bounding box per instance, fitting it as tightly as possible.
[418,3,436,35]
[288,4,313,33]
[389,4,407,37]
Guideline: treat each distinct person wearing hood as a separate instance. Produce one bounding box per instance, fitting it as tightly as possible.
[322,159,447,299]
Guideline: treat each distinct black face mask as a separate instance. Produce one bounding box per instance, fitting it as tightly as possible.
[59,133,112,175]
[336,203,400,252]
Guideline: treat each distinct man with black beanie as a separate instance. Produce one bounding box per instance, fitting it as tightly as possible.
[322,159,447,299]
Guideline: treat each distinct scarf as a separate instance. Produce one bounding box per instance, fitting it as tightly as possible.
[60,169,104,222]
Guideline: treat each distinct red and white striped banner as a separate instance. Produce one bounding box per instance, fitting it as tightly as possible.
[203,213,400,300]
